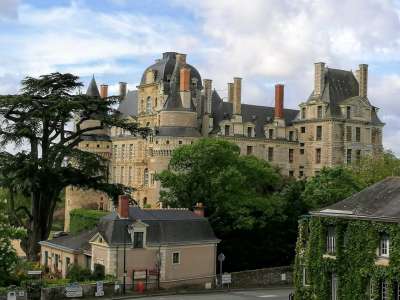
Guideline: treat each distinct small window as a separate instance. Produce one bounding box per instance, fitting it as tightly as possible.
[133,232,144,248]
[346,106,351,119]
[289,131,294,141]
[146,96,152,113]
[315,148,321,164]
[97,144,100,148]
[86,144,89,148]
[301,127,306,133]
[316,126,322,141]
[356,150,361,162]
[143,197,148,206]
[300,148,305,155]
[179,140,182,145]
[301,107,306,119]
[268,129,274,139]
[317,105,323,119]
[247,127,252,137]
[172,252,180,264]
[144,168,149,186]
[299,170,304,177]
[246,145,253,155]
[289,149,294,163]
[356,127,361,142]
[66,257,71,269]
[346,126,352,141]
[267,147,274,162]
[225,125,230,136]
[44,251,49,267]
[347,149,352,165]
[326,227,336,254]
[289,170,294,177]
[379,235,390,257]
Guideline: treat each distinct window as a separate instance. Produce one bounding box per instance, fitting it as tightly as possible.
[143,197,147,206]
[99,202,104,211]
[302,267,310,286]
[346,126,352,141]
[289,149,294,163]
[121,144,125,158]
[289,131,294,141]
[247,127,252,137]
[316,126,322,141]
[133,232,144,248]
[66,257,71,270]
[54,254,59,270]
[317,105,323,119]
[129,144,133,158]
[301,127,306,133]
[379,234,390,257]
[327,227,336,254]
[172,252,180,264]
[268,129,274,139]
[143,168,149,186]
[44,251,49,267]
[347,149,352,165]
[315,148,321,164]
[356,150,361,162]
[301,107,306,119]
[356,127,361,142]
[299,170,304,177]
[346,106,351,119]
[247,146,253,155]
[381,280,389,300]
[225,125,230,136]
[179,140,182,144]
[300,148,305,155]
[85,255,91,269]
[267,147,274,162]
[120,166,124,184]
[331,273,338,300]
[146,96,152,113]
[289,170,294,177]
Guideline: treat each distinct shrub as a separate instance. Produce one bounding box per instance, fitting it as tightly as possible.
[66,264,92,282]
[92,264,105,281]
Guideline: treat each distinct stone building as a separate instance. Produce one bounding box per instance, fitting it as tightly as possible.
[64,52,384,230]
[294,177,400,300]
[42,197,219,288]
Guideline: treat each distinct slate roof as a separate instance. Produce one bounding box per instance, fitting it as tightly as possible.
[117,90,138,117]
[39,229,96,253]
[97,207,218,246]
[311,177,400,222]
[155,127,201,137]
[86,76,100,97]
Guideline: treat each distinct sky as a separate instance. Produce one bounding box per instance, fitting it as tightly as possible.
[1,0,400,154]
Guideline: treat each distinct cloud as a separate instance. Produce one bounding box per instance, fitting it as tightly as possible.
[0,0,19,20]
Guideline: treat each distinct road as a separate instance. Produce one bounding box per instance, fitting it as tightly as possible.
[131,288,293,300]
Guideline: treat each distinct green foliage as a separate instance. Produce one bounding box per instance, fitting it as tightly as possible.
[66,263,105,283]
[294,216,400,299]
[301,167,363,210]
[157,138,303,270]
[92,264,105,281]
[69,208,108,234]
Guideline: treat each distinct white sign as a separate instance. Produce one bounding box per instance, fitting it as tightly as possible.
[281,273,286,281]
[221,273,232,284]
[27,270,42,276]
[95,281,104,297]
[7,291,16,300]
[65,283,83,298]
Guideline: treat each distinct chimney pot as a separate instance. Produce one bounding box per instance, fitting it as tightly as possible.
[274,84,284,119]
[119,82,127,99]
[193,202,205,218]
[118,195,130,219]
[100,84,108,99]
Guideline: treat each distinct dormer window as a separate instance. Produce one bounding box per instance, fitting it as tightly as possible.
[133,232,144,248]
[346,106,351,119]
[379,234,390,258]
[317,105,323,119]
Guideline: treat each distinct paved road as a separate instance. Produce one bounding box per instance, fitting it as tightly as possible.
[132,288,293,300]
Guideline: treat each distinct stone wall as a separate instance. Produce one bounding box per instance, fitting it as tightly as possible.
[230,266,293,288]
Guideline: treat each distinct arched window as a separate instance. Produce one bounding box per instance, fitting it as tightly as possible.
[146,97,152,113]
[143,168,149,186]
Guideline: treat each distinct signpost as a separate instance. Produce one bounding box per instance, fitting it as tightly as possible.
[217,253,225,287]
[65,283,83,298]
[221,273,232,287]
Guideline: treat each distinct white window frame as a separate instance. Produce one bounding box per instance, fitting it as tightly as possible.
[172,251,180,265]
[326,227,336,254]
[381,280,389,300]
[379,235,390,258]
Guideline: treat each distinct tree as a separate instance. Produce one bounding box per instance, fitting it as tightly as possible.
[0,73,149,260]
[0,189,26,286]
[157,138,292,270]
[301,167,363,210]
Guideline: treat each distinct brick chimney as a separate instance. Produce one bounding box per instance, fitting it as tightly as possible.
[203,79,212,114]
[228,82,234,103]
[118,195,129,219]
[274,84,284,119]
[119,82,127,99]
[100,84,108,99]
[180,66,191,92]
[314,62,325,97]
[233,77,242,115]
[358,64,368,97]
[193,202,205,217]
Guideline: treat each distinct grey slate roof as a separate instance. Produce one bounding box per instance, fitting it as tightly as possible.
[97,208,218,246]
[155,126,201,137]
[312,177,400,222]
[117,90,138,117]
[86,76,100,97]
[40,229,96,253]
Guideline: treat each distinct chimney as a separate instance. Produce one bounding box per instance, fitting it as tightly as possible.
[274,84,284,119]
[100,84,108,99]
[203,79,212,114]
[180,65,191,109]
[193,202,205,218]
[176,53,187,65]
[314,62,325,97]
[228,82,234,103]
[119,82,127,99]
[358,64,368,97]
[118,195,129,219]
[233,77,242,115]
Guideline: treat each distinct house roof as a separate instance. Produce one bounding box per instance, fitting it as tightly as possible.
[39,229,96,253]
[311,177,400,222]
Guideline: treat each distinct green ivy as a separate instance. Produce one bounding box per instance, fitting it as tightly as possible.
[69,208,108,234]
[294,216,400,300]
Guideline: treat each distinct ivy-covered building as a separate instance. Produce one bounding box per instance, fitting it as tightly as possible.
[295,177,400,300]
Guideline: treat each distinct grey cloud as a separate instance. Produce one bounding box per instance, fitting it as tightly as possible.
[0,0,19,20]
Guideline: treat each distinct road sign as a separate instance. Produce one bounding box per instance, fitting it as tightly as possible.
[65,283,83,298]
[95,281,104,297]
[221,273,232,284]
[218,253,225,262]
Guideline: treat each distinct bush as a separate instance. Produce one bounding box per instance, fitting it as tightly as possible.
[66,264,92,282]
[92,264,105,281]
[69,208,108,234]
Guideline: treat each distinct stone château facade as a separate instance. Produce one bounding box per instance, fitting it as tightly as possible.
[64,52,384,231]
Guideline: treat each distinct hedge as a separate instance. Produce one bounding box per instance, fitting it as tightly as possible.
[69,208,108,234]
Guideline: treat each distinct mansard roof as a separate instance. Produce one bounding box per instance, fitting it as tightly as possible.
[39,229,96,253]
[86,76,100,97]
[117,90,138,117]
[312,177,400,222]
